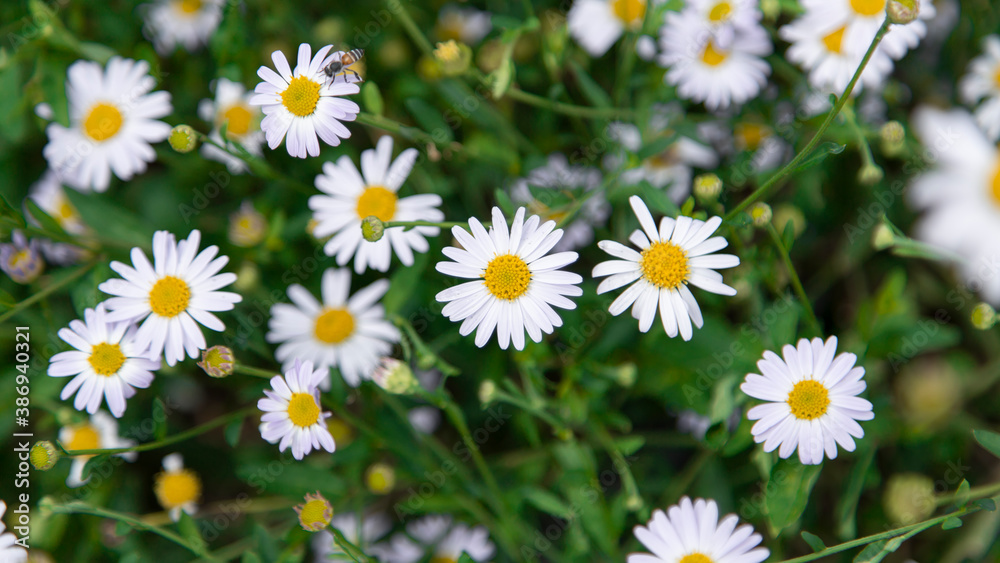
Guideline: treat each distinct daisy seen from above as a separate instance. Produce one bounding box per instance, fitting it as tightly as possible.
[251,44,360,158]
[960,34,1000,141]
[141,0,224,55]
[60,411,137,488]
[267,268,400,387]
[257,359,336,460]
[198,77,265,173]
[628,496,769,563]
[47,303,160,418]
[98,230,242,366]
[43,57,172,192]
[154,453,202,521]
[309,135,443,273]
[568,0,648,57]
[801,0,935,61]
[740,336,875,465]
[592,196,739,340]
[435,207,584,351]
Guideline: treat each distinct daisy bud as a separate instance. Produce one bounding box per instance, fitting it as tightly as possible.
[197,346,234,378]
[294,491,334,532]
[858,164,884,186]
[233,261,260,293]
[896,360,961,432]
[880,120,906,156]
[168,124,198,153]
[365,462,396,495]
[229,201,267,248]
[1,231,45,284]
[613,363,637,388]
[887,0,919,25]
[971,302,997,330]
[773,204,806,240]
[693,173,723,201]
[883,473,934,525]
[361,215,385,242]
[478,380,498,404]
[434,40,473,76]
[625,494,644,512]
[749,202,772,227]
[371,358,420,395]
[30,441,59,471]
[872,223,896,250]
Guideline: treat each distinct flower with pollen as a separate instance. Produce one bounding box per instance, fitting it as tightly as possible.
[295,492,334,531]
[257,359,336,460]
[154,453,202,521]
[59,412,137,488]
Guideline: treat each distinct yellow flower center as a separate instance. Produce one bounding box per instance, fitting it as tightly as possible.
[735,123,770,150]
[787,379,831,420]
[298,499,331,529]
[356,186,398,222]
[680,554,714,563]
[708,1,732,22]
[365,464,396,494]
[850,0,885,16]
[822,25,847,54]
[701,41,728,66]
[221,104,253,137]
[82,103,123,142]
[281,76,322,117]
[287,392,321,427]
[430,557,458,563]
[9,249,34,269]
[149,276,191,318]
[176,0,202,13]
[313,307,355,344]
[88,342,126,376]
[57,200,77,220]
[155,469,202,509]
[483,254,532,300]
[435,40,462,63]
[990,158,1000,209]
[67,424,100,451]
[994,67,1000,89]
[610,0,646,26]
[640,241,690,289]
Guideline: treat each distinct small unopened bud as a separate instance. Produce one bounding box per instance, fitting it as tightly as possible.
[478,380,498,404]
[233,261,260,293]
[613,363,637,388]
[773,204,806,240]
[31,441,59,471]
[971,302,997,330]
[433,40,473,76]
[749,202,772,227]
[371,357,419,394]
[365,462,396,494]
[693,173,723,201]
[887,0,919,24]
[872,223,896,250]
[625,494,644,512]
[168,125,198,153]
[361,216,385,242]
[880,121,906,156]
[883,473,934,525]
[197,346,234,378]
[294,491,333,532]
[858,164,884,186]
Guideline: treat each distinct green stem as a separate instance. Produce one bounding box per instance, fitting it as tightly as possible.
[503,86,636,120]
[492,388,567,433]
[57,406,256,456]
[391,0,435,56]
[381,220,466,230]
[329,526,372,563]
[725,18,892,222]
[196,133,314,195]
[765,223,822,337]
[234,363,278,379]
[42,499,220,561]
[842,103,879,172]
[936,481,1000,506]
[0,258,99,324]
[354,112,447,148]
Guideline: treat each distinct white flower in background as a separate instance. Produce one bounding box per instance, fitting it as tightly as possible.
[741,336,874,465]
[59,411,137,487]
[310,135,443,273]
[608,122,718,204]
[436,4,492,44]
[228,200,268,247]
[907,106,1000,305]
[141,0,224,54]
[509,153,607,252]
[0,231,44,284]
[377,515,495,563]
[257,359,336,460]
[806,0,935,61]
[312,512,392,562]
[154,453,201,521]
[0,501,28,562]
[960,35,1000,141]
[592,196,739,340]
[568,0,647,57]
[48,303,159,418]
[43,57,172,192]
[99,230,242,366]
[28,170,93,265]
[198,78,265,173]
[251,44,360,158]
[687,0,763,47]
[627,497,769,563]
[658,11,771,111]
[435,207,584,350]
[408,369,442,434]
[267,268,399,387]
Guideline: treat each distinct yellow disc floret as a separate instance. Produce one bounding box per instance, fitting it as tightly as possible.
[155,469,202,509]
[88,342,126,376]
[149,276,191,318]
[822,26,847,54]
[640,242,690,289]
[83,103,123,142]
[850,0,885,16]
[67,424,100,451]
[281,76,322,117]
[222,104,253,137]
[483,254,532,300]
[680,554,714,563]
[787,379,831,420]
[356,186,398,222]
[313,308,355,344]
[708,1,732,22]
[701,41,728,66]
[287,392,321,427]
[610,0,646,26]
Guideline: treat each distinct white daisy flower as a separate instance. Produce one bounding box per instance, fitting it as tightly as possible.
[592,196,739,340]
[267,268,400,387]
[804,0,935,62]
[154,453,201,521]
[312,512,392,562]
[198,78,265,173]
[658,11,771,110]
[257,359,336,460]
[141,0,224,55]
[0,231,44,284]
[740,336,875,465]
[509,153,606,252]
[435,207,584,350]
[309,135,443,273]
[907,106,1000,305]
[960,35,1000,141]
[608,122,719,203]
[0,501,28,562]
[43,57,172,192]
[28,170,93,265]
[408,369,442,434]
[47,303,160,418]
[59,411,137,488]
[250,44,361,158]
[436,4,492,44]
[627,496,769,563]
[98,230,242,367]
[686,0,763,48]
[378,515,495,563]
[568,0,648,57]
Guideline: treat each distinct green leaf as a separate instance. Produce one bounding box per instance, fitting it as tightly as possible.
[800,531,826,552]
[153,398,168,441]
[63,189,154,247]
[225,417,243,448]
[635,135,675,161]
[524,488,574,519]
[177,511,206,553]
[954,479,971,508]
[254,522,279,563]
[852,540,888,563]
[974,498,997,512]
[568,60,612,109]
[835,443,875,540]
[489,58,515,99]
[765,459,823,534]
[362,81,384,116]
[941,516,963,530]
[792,142,846,174]
[973,429,1000,459]
[614,435,645,456]
[242,553,263,563]
[494,188,516,215]
[81,454,111,481]
[457,554,476,563]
